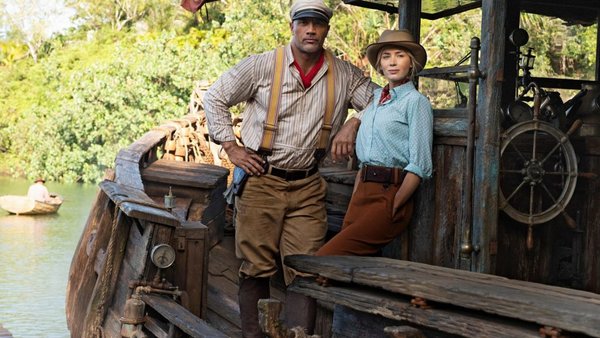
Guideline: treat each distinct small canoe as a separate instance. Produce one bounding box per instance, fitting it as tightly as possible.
[0,195,63,215]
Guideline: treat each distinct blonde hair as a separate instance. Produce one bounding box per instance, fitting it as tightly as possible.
[375,46,422,83]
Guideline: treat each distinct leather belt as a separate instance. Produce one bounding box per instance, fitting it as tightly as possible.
[361,164,405,185]
[267,164,319,181]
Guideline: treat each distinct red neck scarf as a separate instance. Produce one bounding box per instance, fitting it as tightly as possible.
[293,52,325,88]
[378,79,410,105]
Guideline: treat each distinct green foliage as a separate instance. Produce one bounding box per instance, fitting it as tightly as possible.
[0,1,598,182]
[0,31,216,182]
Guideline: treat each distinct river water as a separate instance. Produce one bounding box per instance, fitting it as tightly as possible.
[0,176,99,338]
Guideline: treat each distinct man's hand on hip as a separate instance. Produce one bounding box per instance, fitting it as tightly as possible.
[222,141,266,176]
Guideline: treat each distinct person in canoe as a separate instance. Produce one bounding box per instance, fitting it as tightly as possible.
[27,178,52,202]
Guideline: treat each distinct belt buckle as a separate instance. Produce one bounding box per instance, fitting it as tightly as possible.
[290,168,307,180]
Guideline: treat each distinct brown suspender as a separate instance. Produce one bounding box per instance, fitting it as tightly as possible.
[259,46,286,154]
[258,47,336,159]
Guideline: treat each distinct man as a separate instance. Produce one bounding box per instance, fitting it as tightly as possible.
[27,178,51,202]
[203,0,377,336]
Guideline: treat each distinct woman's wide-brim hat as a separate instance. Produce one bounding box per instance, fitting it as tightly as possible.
[366,29,427,72]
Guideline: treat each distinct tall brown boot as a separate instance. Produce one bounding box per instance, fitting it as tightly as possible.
[284,290,316,334]
[239,277,270,338]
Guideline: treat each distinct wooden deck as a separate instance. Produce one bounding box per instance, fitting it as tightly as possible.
[205,224,286,337]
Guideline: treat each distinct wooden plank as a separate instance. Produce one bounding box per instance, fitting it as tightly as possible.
[286,255,600,337]
[82,212,131,335]
[100,180,179,227]
[142,159,228,189]
[473,0,505,273]
[320,167,357,185]
[315,303,333,338]
[207,281,241,328]
[116,131,165,163]
[145,316,169,338]
[434,117,468,137]
[432,145,464,268]
[289,278,542,338]
[141,294,228,338]
[205,309,242,338]
[433,136,466,146]
[174,223,210,318]
[332,304,401,338]
[114,157,145,191]
[66,190,113,337]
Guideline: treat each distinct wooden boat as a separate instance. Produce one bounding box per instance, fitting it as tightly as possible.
[0,195,63,215]
[66,1,600,337]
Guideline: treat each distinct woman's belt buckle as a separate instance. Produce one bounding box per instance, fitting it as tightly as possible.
[362,165,403,184]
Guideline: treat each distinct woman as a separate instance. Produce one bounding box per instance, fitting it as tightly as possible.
[316,29,433,258]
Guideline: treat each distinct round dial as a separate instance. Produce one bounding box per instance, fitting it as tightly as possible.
[150,244,176,269]
[505,100,532,124]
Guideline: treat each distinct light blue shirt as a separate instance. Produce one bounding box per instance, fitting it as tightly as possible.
[356,82,433,179]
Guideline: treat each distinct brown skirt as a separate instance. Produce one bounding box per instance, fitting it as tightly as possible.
[316,179,414,256]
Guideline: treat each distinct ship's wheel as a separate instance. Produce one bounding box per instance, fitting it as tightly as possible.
[499,119,581,248]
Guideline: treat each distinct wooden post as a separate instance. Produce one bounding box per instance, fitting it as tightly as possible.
[472,0,507,273]
[500,0,522,109]
[596,13,600,80]
[257,299,320,338]
[397,0,421,37]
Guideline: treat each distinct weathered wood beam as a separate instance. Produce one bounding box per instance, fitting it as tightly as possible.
[286,255,600,337]
[142,293,228,338]
[289,278,542,338]
[99,180,179,227]
[472,0,505,273]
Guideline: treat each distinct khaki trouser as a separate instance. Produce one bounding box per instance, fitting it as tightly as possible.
[235,173,328,285]
[316,179,414,256]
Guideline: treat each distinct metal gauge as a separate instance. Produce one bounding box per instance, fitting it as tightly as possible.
[150,243,176,269]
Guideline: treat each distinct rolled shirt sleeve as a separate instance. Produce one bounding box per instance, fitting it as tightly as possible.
[404,95,433,179]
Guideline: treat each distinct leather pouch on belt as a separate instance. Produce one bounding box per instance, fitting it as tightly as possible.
[362,166,394,183]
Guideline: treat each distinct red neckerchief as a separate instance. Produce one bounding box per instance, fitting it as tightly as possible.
[293,52,325,88]
[378,79,410,105]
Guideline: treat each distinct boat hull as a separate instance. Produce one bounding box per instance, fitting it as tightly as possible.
[0,195,63,215]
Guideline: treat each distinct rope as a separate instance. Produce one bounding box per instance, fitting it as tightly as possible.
[85,197,171,337]
[87,205,121,337]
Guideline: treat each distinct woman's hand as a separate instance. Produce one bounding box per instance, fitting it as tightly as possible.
[221,141,266,176]
[391,172,421,218]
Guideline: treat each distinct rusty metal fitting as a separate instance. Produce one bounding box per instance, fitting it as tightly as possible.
[120,293,146,325]
[410,297,431,309]
[539,326,564,338]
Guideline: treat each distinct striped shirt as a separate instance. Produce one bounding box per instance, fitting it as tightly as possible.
[204,44,378,169]
[356,82,433,179]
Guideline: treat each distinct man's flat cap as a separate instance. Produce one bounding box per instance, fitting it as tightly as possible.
[290,0,333,23]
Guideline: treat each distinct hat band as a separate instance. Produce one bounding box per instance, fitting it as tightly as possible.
[292,9,329,22]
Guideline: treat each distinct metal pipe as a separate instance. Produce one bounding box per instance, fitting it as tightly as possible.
[460,37,482,268]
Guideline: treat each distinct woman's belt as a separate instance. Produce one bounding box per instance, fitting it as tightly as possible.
[361,164,406,184]
[267,164,319,181]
